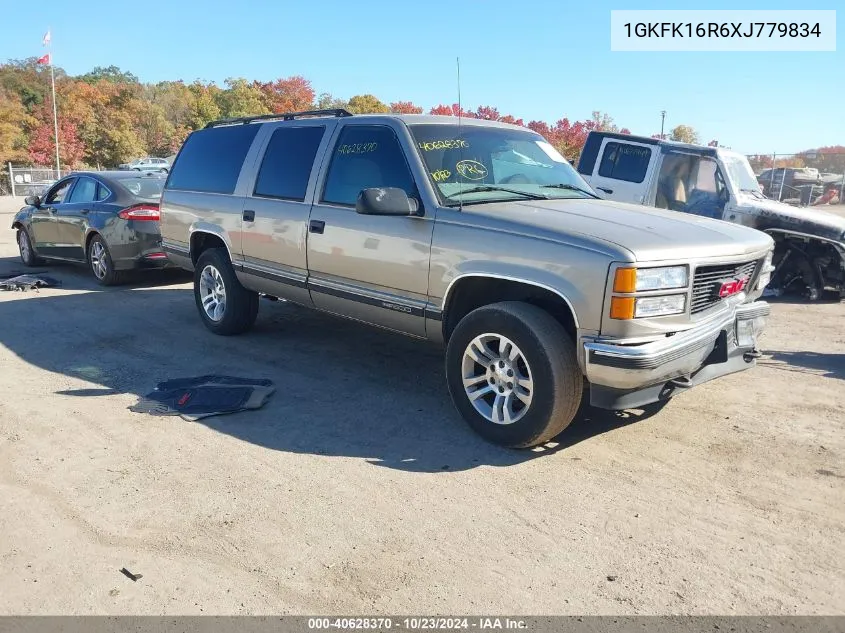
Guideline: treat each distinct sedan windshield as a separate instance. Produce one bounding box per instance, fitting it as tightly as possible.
[409,124,596,205]
[116,176,165,200]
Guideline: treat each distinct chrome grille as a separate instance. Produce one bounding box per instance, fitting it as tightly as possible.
[691,260,759,314]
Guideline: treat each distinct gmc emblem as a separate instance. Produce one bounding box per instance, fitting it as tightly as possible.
[718,277,749,298]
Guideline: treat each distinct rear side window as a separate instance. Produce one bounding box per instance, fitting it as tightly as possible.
[322,125,416,207]
[253,126,325,201]
[598,142,651,183]
[166,125,260,194]
[577,134,602,175]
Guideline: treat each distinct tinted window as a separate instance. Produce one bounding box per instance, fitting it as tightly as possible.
[254,126,325,201]
[598,142,651,183]
[577,134,603,175]
[167,125,260,194]
[67,177,98,203]
[118,176,166,200]
[95,182,110,201]
[322,125,415,206]
[45,179,74,204]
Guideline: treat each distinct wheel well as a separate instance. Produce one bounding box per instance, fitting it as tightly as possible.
[442,277,577,342]
[12,221,23,230]
[190,232,227,265]
[84,231,101,255]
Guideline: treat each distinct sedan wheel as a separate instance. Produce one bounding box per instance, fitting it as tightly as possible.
[199,264,227,322]
[90,240,108,280]
[17,229,39,266]
[87,236,123,286]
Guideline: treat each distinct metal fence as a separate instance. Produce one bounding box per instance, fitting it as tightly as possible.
[746,152,845,206]
[4,163,71,198]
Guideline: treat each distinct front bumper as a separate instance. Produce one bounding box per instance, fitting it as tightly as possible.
[584,301,770,410]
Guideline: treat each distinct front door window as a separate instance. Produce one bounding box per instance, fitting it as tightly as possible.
[655,153,727,219]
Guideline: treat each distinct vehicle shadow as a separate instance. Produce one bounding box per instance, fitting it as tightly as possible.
[0,255,191,291]
[0,285,660,472]
[762,350,845,380]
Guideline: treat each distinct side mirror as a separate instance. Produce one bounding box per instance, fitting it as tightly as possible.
[24,195,41,207]
[356,187,420,217]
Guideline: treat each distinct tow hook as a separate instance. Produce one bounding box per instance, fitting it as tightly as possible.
[743,349,763,362]
[668,376,693,389]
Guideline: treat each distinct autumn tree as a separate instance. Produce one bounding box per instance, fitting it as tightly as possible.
[390,101,423,114]
[669,124,700,145]
[28,115,85,168]
[428,104,475,117]
[256,76,314,113]
[347,94,390,114]
[0,88,36,163]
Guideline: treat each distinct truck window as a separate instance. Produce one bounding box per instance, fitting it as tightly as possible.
[656,153,726,219]
[598,142,651,183]
[253,126,325,201]
[321,125,416,207]
[166,124,260,195]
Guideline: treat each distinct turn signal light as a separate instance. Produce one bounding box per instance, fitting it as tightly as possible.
[609,297,635,320]
[613,268,637,293]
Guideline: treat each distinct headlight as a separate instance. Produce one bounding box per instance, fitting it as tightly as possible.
[613,266,689,292]
[755,250,775,290]
[610,294,687,319]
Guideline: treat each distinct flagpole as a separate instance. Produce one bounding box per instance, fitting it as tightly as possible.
[46,32,60,179]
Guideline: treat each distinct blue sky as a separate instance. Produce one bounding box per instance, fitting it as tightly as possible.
[1,0,841,154]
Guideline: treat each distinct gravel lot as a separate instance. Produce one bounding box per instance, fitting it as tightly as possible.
[0,196,843,615]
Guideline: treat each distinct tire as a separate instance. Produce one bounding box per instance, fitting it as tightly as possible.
[445,301,583,448]
[17,228,43,266]
[193,247,258,335]
[87,234,124,286]
[158,168,168,174]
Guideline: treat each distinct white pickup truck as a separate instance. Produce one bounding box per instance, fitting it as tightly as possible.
[577,131,845,300]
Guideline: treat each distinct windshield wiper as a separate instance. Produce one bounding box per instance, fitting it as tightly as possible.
[540,183,600,199]
[444,185,549,202]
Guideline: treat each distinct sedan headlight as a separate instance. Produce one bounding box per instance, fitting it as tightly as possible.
[613,266,689,292]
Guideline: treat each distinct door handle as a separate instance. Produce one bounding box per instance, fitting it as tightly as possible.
[243,209,255,222]
[309,220,325,234]
[80,209,90,215]
[47,207,57,214]
[597,187,613,194]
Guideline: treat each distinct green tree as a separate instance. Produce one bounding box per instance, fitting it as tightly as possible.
[79,65,139,84]
[316,92,349,111]
[217,78,268,119]
[188,81,222,128]
[346,94,389,114]
[669,124,700,145]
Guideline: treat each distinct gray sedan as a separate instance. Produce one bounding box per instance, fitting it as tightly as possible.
[11,171,171,285]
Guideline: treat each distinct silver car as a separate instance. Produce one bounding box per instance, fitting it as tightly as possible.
[160,110,774,448]
[122,157,170,174]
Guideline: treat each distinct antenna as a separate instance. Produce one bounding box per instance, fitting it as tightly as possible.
[457,56,463,211]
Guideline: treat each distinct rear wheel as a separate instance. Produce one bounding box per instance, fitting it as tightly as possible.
[193,247,258,335]
[17,228,43,266]
[445,301,583,448]
[88,235,124,286]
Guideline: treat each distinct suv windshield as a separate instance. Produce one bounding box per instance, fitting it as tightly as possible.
[721,152,761,194]
[409,124,596,205]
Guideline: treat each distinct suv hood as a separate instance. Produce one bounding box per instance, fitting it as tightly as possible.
[737,194,845,243]
[466,198,773,262]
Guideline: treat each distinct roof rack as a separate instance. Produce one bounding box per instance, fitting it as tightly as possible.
[204,108,353,128]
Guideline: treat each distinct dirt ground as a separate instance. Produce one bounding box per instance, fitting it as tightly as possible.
[0,196,843,615]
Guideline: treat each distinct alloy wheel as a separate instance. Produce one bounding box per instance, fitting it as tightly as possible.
[461,333,534,425]
[199,265,227,321]
[90,241,108,279]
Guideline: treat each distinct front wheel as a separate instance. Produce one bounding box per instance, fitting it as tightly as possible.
[445,301,583,448]
[17,228,43,266]
[193,247,258,335]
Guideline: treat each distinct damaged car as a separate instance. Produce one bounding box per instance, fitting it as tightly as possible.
[578,132,845,300]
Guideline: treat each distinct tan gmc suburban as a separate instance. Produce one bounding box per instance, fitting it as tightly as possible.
[160,110,775,448]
